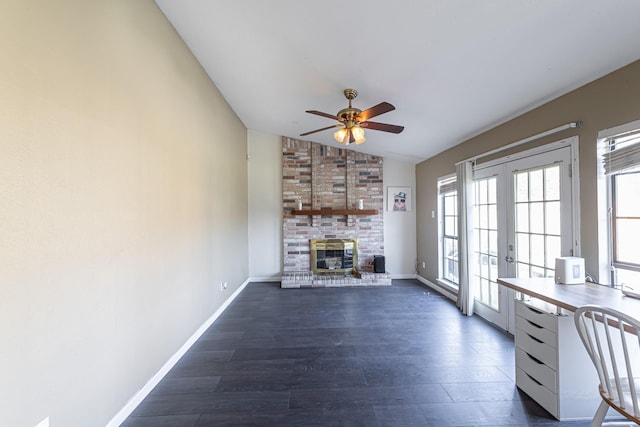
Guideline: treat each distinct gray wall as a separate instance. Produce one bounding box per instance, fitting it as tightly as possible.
[0,1,248,426]
[416,60,640,284]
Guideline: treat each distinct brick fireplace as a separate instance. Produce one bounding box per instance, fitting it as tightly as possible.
[281,137,391,288]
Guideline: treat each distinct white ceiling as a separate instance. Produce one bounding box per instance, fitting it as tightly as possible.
[154,1,640,164]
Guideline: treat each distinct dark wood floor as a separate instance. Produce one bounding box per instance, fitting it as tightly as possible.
[122,279,593,426]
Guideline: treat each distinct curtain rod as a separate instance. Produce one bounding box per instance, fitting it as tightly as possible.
[455,122,581,165]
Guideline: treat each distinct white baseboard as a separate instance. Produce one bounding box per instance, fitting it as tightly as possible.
[415,275,457,301]
[390,273,417,279]
[106,278,251,427]
[249,276,282,282]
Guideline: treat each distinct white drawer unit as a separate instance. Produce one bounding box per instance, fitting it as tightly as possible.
[514,299,601,421]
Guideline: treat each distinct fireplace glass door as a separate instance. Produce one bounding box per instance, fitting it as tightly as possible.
[310,239,358,275]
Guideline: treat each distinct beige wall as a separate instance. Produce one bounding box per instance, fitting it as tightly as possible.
[416,60,640,284]
[383,158,418,276]
[0,1,248,426]
[248,130,282,279]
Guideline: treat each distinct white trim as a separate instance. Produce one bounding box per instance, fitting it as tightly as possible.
[457,122,580,166]
[570,137,582,257]
[106,279,251,427]
[597,119,640,140]
[249,276,282,282]
[474,136,577,171]
[436,278,459,294]
[436,173,459,287]
[416,275,457,302]
[596,131,614,285]
[390,273,417,279]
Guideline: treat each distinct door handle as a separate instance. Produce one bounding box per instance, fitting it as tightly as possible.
[505,256,514,263]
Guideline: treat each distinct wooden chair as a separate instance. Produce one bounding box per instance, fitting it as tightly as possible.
[574,305,640,426]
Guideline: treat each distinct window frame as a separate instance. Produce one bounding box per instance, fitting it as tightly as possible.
[437,174,459,289]
[597,120,640,287]
[611,170,640,272]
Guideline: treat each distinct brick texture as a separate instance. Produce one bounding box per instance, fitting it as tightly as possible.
[282,137,384,276]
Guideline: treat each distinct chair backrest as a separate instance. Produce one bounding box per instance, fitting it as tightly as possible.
[574,304,640,423]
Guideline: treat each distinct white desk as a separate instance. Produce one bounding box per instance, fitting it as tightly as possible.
[497,277,640,314]
[497,277,640,421]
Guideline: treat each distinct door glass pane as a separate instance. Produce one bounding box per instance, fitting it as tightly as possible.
[480,229,489,253]
[529,169,544,201]
[473,176,499,311]
[529,202,544,234]
[545,166,560,200]
[489,207,497,229]
[530,234,544,267]
[531,265,546,278]
[479,205,488,229]
[514,164,562,279]
[516,204,529,233]
[478,179,487,204]
[545,201,561,235]
[546,235,561,271]
[517,233,529,263]
[516,173,528,202]
[489,282,499,308]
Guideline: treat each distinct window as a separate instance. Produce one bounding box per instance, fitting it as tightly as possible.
[438,175,458,286]
[611,171,640,286]
[599,121,640,288]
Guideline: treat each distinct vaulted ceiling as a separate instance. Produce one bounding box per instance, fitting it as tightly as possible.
[155,1,640,163]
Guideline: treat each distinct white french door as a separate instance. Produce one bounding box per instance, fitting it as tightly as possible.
[472,143,576,332]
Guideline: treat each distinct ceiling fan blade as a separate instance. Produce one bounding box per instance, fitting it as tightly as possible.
[361,121,404,134]
[300,124,342,136]
[357,102,395,122]
[305,110,343,121]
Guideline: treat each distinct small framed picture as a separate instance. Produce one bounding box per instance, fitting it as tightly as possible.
[387,187,412,211]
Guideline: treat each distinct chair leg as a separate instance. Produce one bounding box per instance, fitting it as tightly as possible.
[591,400,608,427]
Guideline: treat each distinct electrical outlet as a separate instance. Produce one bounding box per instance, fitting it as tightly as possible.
[220,281,227,290]
[422,261,426,269]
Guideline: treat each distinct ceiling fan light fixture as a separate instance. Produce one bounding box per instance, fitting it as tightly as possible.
[352,126,366,144]
[303,88,403,144]
[333,128,349,145]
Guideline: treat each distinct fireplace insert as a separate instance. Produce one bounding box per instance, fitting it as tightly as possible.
[310,239,358,275]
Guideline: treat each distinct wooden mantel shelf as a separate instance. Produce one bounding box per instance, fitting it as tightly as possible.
[292,209,378,216]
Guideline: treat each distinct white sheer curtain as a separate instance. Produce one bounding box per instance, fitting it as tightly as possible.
[455,161,475,316]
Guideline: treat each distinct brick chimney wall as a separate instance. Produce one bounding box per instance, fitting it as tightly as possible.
[282,137,384,273]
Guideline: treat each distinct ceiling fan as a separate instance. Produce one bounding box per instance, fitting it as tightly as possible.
[300,88,404,145]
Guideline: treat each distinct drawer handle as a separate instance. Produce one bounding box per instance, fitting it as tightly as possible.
[526,306,544,315]
[526,373,543,386]
[527,333,544,344]
[525,352,544,365]
[526,319,543,329]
